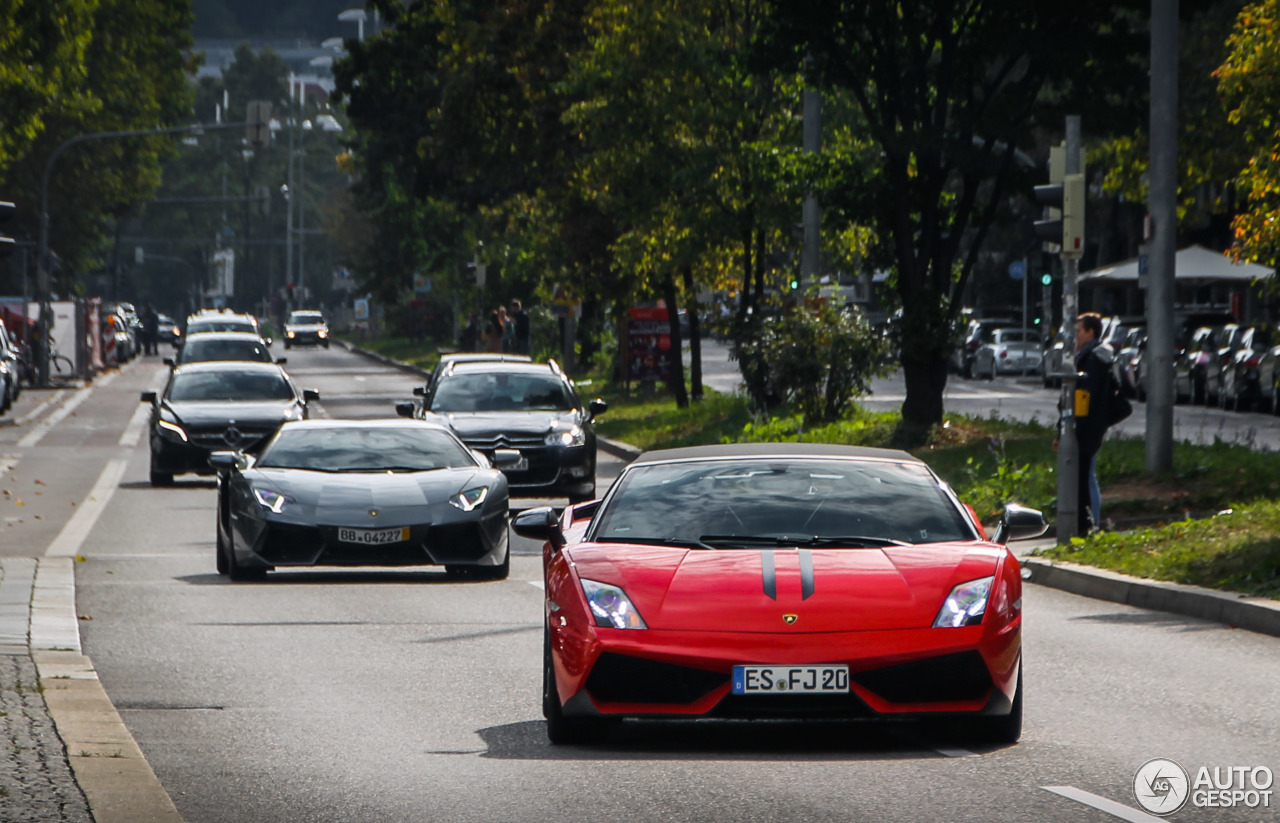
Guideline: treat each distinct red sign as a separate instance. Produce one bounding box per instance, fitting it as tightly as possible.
[626,307,676,383]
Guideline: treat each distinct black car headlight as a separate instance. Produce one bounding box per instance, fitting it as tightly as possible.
[545,425,585,448]
[252,487,294,514]
[933,576,994,628]
[449,487,489,512]
[157,417,188,442]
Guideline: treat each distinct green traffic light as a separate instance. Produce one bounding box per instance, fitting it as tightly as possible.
[1040,273,1052,286]
[789,279,799,290]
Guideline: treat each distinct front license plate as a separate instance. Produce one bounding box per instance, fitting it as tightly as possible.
[732,665,850,694]
[337,526,410,545]
[508,456,529,471]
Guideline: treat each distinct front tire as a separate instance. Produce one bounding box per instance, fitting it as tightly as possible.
[149,466,173,487]
[967,668,1022,745]
[215,512,229,576]
[544,626,611,745]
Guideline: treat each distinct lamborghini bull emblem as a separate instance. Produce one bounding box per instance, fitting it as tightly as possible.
[782,614,799,625]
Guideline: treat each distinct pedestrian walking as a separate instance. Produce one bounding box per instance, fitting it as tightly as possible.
[1054,312,1116,534]
[486,306,507,353]
[140,304,160,355]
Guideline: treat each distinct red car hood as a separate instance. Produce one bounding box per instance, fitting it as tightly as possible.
[566,543,1005,632]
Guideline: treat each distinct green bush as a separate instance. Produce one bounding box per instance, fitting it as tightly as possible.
[730,303,892,423]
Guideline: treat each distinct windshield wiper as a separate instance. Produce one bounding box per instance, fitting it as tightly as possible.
[596,536,717,550]
[699,534,911,548]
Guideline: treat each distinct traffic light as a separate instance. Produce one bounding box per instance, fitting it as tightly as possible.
[788,275,800,290]
[1041,273,1052,286]
[0,201,15,259]
[1033,174,1085,259]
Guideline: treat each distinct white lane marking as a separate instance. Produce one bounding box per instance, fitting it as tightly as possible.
[118,403,150,447]
[528,581,545,590]
[45,458,129,558]
[311,404,331,419]
[15,390,68,426]
[30,557,81,653]
[1042,786,1165,822]
[18,386,95,447]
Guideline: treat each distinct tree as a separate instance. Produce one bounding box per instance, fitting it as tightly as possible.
[1217,0,1280,266]
[759,0,1144,444]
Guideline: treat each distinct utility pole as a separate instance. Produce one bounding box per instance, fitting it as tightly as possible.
[1147,0,1178,474]
[800,56,820,293]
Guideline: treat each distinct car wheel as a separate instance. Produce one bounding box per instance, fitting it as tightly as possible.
[322,341,330,349]
[225,533,266,582]
[149,465,173,487]
[543,626,611,745]
[967,667,1022,745]
[568,484,596,506]
[475,545,511,581]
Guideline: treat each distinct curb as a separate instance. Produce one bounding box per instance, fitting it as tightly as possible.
[597,436,643,461]
[335,339,430,379]
[1022,557,1280,639]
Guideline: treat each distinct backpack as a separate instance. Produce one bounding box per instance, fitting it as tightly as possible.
[1107,369,1133,425]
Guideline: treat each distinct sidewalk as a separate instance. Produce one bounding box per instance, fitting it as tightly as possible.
[1,556,184,823]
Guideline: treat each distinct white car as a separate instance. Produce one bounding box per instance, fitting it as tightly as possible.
[284,310,330,349]
[973,328,1042,378]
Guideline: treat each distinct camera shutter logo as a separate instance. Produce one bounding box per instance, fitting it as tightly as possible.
[1134,758,1190,816]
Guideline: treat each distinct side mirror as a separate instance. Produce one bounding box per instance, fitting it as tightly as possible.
[413,386,426,397]
[992,503,1048,545]
[491,448,522,468]
[302,388,320,403]
[588,398,608,419]
[208,451,249,473]
[394,401,416,418]
[140,390,157,404]
[162,357,175,368]
[265,337,274,346]
[275,357,287,366]
[512,506,565,549]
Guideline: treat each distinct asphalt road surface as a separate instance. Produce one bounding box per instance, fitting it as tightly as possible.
[3,344,1277,822]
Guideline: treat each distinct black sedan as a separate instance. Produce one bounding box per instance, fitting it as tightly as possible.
[165,331,279,367]
[141,362,318,486]
[210,419,512,581]
[399,360,606,503]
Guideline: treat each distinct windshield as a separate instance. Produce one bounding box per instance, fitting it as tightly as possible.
[167,371,295,402]
[592,458,974,547]
[257,426,475,471]
[431,373,573,412]
[178,338,272,364]
[187,319,256,335]
[289,312,324,325]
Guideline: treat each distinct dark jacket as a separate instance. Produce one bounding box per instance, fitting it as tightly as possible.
[1073,339,1114,454]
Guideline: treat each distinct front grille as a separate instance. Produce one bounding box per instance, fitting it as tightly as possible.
[422,522,490,563]
[463,434,545,450]
[853,651,992,704]
[189,426,275,450]
[586,653,726,705]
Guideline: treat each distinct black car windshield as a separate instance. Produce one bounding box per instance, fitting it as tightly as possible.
[289,312,324,325]
[187,320,256,335]
[430,373,573,412]
[257,427,475,471]
[592,458,975,547]
[167,371,295,402]
[178,339,272,364]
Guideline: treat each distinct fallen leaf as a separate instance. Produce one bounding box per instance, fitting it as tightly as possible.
[77,614,93,621]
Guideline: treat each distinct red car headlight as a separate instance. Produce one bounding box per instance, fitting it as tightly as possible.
[581,579,647,629]
[934,576,994,628]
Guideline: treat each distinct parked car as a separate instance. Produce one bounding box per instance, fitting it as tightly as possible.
[1219,326,1274,411]
[1115,324,1147,399]
[1137,310,1237,403]
[156,314,179,346]
[283,310,330,349]
[0,320,23,413]
[140,361,318,486]
[400,359,605,503]
[513,442,1046,745]
[1174,326,1225,405]
[210,419,513,581]
[971,328,1042,378]
[955,317,1015,379]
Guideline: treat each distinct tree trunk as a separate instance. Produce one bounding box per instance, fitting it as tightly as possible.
[662,274,688,409]
[894,356,948,448]
[681,264,703,401]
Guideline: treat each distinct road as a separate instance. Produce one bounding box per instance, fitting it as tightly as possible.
[692,338,1280,449]
[1,344,1277,822]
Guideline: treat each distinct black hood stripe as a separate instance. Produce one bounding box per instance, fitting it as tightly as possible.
[798,549,815,600]
[761,550,777,600]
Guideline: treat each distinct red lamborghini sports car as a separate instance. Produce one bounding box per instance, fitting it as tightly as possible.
[513,443,1048,745]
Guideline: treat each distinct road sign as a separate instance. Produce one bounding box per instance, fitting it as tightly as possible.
[1008,260,1026,281]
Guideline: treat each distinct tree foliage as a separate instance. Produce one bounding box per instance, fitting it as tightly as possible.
[1217,0,1280,266]
[757,0,1145,443]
